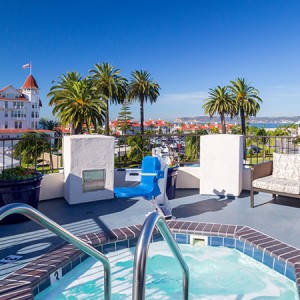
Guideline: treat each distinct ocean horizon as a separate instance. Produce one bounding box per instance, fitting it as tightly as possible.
[248,123,290,128]
[174,122,291,129]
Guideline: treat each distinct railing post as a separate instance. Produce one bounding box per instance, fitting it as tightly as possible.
[133,211,189,300]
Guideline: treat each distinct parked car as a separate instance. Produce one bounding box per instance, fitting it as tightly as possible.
[246,145,262,154]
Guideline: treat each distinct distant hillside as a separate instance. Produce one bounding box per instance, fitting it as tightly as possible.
[174,116,300,124]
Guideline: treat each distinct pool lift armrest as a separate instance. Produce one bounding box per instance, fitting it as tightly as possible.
[125,168,141,182]
[125,169,164,181]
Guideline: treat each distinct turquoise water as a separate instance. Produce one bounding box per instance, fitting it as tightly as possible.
[35,242,297,299]
[183,163,200,167]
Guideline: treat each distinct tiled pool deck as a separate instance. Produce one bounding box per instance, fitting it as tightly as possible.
[1,189,300,299]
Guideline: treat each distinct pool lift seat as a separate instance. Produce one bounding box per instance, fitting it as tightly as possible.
[114,153,172,219]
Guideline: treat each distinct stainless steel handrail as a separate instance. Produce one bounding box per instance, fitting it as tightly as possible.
[0,203,111,300]
[132,211,189,300]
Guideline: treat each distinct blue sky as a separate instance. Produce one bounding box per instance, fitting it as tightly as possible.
[1,0,300,122]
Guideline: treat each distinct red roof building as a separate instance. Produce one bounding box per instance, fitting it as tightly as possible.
[0,74,42,131]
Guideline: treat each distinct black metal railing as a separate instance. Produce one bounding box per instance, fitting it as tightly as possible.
[114,134,300,167]
[244,135,299,166]
[1,134,298,172]
[0,136,63,173]
[114,133,202,168]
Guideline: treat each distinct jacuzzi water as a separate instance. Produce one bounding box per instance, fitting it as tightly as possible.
[35,241,297,299]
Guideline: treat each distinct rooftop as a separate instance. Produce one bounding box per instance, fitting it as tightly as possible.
[1,133,300,298]
[1,189,300,279]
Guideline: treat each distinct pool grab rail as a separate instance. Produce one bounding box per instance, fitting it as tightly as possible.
[0,203,111,300]
[133,211,190,300]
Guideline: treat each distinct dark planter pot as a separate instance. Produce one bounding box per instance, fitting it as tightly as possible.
[0,173,43,224]
[166,166,179,200]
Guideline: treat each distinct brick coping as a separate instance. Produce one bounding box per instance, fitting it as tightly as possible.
[0,221,299,299]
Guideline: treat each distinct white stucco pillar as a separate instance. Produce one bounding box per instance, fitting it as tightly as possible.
[200,134,243,197]
[63,135,115,204]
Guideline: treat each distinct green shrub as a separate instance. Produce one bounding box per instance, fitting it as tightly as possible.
[0,166,39,181]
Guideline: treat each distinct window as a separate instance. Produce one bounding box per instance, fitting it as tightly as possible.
[32,104,34,109]
[4,93,15,98]
[18,111,21,118]
[31,111,34,118]
[4,101,8,108]
[35,122,38,129]
[11,111,13,117]
[5,111,8,117]
[15,121,18,129]
[35,111,38,118]
[5,122,8,129]
[13,101,16,107]
[19,122,22,129]
[31,122,34,129]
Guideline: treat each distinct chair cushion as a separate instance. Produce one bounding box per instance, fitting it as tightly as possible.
[253,175,300,194]
[273,152,300,180]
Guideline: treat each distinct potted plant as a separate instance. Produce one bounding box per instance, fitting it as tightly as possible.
[0,166,43,224]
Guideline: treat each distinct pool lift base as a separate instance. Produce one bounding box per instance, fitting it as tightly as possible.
[145,147,173,219]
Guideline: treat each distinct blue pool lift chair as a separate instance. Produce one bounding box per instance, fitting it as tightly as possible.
[114,156,164,201]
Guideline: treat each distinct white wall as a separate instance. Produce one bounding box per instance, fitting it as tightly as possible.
[242,167,251,191]
[63,135,115,204]
[39,166,251,201]
[176,167,200,189]
[200,134,243,196]
[39,173,64,201]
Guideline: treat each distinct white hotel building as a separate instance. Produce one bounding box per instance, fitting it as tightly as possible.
[0,74,42,136]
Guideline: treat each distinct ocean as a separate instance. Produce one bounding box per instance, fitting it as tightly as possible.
[249,123,290,128]
[174,122,291,129]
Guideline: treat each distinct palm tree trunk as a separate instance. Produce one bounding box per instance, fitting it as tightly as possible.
[140,96,144,134]
[105,99,110,136]
[220,112,226,134]
[75,122,82,135]
[70,124,75,135]
[240,107,246,135]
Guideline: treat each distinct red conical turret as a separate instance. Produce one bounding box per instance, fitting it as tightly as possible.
[23,75,39,89]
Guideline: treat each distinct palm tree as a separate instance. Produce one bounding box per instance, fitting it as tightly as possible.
[48,71,82,107]
[39,118,59,130]
[202,86,235,134]
[126,135,150,164]
[89,62,127,135]
[48,77,106,134]
[229,78,262,135]
[127,70,160,135]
